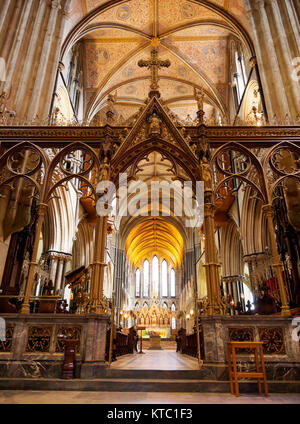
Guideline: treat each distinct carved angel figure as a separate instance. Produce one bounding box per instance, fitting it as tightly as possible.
[107,91,117,112]
[194,86,205,111]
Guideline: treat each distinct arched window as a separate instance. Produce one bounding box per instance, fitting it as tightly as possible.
[143,259,149,297]
[163,302,168,309]
[170,269,176,297]
[135,269,140,297]
[171,316,176,329]
[161,260,168,296]
[171,303,176,312]
[234,51,246,103]
[152,256,159,296]
[135,302,139,310]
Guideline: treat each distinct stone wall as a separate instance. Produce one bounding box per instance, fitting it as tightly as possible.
[0,313,109,378]
[200,315,300,382]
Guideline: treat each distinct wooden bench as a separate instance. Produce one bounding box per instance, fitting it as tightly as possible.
[227,341,268,397]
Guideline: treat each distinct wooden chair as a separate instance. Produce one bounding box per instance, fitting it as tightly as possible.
[227,341,268,397]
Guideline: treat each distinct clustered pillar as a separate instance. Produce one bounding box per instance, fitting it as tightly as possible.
[244,0,300,120]
[0,0,69,121]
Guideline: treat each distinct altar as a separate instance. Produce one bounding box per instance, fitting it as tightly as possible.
[149,333,162,350]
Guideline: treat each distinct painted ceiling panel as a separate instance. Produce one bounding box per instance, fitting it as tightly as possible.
[163,38,228,84]
[89,0,153,35]
[158,0,223,34]
[67,0,252,120]
[83,36,143,88]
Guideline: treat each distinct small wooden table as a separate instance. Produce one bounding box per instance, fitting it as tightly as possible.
[227,341,268,397]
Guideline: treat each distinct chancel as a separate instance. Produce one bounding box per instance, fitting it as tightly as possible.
[0,0,300,404]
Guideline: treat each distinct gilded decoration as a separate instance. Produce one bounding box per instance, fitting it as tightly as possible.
[258,327,286,355]
[133,299,173,327]
[55,327,82,354]
[228,327,254,354]
[0,326,14,352]
[26,327,52,353]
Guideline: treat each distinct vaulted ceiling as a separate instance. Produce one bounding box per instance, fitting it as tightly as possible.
[125,217,184,268]
[63,0,253,122]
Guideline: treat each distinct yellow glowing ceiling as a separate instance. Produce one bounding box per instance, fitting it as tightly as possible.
[125,217,184,268]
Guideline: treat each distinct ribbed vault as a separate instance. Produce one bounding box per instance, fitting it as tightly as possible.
[125,217,184,268]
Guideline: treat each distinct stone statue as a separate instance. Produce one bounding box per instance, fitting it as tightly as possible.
[201,157,213,189]
[99,157,110,181]
[148,112,161,135]
[194,86,205,111]
[107,91,117,112]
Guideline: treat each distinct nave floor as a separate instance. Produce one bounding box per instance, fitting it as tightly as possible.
[110,350,199,370]
[0,390,299,404]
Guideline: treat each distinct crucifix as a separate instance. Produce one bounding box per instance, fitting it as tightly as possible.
[138,48,171,96]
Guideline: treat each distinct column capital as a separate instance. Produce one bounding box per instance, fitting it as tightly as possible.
[262,203,274,217]
[50,0,62,10]
[38,202,48,215]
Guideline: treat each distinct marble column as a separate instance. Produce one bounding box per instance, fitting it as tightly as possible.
[55,257,64,294]
[49,255,59,284]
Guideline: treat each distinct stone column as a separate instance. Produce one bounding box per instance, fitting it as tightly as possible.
[283,0,300,56]
[55,257,64,294]
[292,0,300,22]
[20,203,48,314]
[232,278,239,305]
[49,255,59,284]
[0,0,11,35]
[0,0,22,61]
[264,0,300,115]
[244,0,300,120]
[59,257,68,293]
[4,0,34,91]
[44,0,70,119]
[262,204,291,316]
[27,0,62,120]
[13,0,47,115]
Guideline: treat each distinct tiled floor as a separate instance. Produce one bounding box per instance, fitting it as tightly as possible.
[111,350,200,370]
[0,390,299,404]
